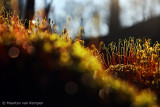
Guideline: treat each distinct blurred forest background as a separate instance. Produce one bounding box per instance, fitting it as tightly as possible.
[1,0,160,45]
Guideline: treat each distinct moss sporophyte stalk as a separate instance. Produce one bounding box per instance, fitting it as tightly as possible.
[99,38,160,90]
[0,8,159,107]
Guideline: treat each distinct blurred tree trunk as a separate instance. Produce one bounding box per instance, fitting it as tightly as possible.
[109,0,120,35]
[3,0,12,12]
[0,0,4,14]
[0,0,19,15]
[1,0,12,17]
[12,0,19,12]
[142,0,146,20]
[25,0,35,28]
[18,0,25,19]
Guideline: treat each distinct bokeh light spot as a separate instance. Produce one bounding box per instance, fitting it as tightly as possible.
[99,88,110,100]
[8,47,19,58]
[65,81,78,95]
[27,46,35,54]
[81,74,93,86]
[43,42,52,52]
